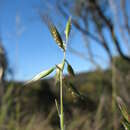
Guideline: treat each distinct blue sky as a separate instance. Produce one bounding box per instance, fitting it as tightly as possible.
[0,0,114,81]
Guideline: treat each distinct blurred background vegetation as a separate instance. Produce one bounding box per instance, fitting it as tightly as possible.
[0,0,130,130]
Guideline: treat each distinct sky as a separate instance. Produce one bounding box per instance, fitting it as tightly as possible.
[0,0,114,81]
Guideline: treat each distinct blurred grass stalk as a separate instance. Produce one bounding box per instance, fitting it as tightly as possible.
[112,58,118,130]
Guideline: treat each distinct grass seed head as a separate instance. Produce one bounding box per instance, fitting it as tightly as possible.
[49,22,65,51]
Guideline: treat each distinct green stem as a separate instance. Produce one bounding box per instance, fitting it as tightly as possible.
[60,70,64,130]
[59,51,66,130]
[57,44,67,130]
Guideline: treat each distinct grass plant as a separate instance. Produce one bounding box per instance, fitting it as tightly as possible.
[26,17,76,130]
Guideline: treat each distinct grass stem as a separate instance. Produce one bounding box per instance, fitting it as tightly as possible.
[60,70,64,130]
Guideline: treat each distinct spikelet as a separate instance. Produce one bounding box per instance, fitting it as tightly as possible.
[65,60,75,77]
[48,22,65,51]
[67,63,75,77]
[65,17,71,40]
[25,67,55,85]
